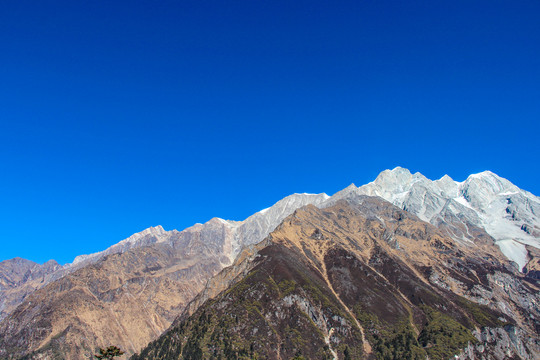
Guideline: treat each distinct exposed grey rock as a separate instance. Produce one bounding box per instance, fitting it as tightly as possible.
[0,258,62,321]
[2,167,539,359]
[457,326,539,360]
[0,193,329,323]
[326,167,540,271]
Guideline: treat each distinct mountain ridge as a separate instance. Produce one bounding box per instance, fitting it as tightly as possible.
[1,167,538,359]
[133,197,538,359]
[0,193,330,358]
[334,167,540,270]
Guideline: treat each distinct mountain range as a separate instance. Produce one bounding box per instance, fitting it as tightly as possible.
[0,167,538,359]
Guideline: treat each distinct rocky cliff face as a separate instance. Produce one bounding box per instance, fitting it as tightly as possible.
[1,168,538,360]
[0,258,62,322]
[335,167,540,271]
[0,193,328,359]
[132,197,539,360]
[69,226,170,268]
[0,192,331,326]
[0,226,169,323]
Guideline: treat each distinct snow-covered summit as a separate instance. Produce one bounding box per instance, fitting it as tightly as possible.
[8,167,538,303]
[334,167,539,270]
[358,167,429,204]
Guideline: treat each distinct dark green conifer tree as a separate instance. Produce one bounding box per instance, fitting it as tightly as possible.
[94,346,125,359]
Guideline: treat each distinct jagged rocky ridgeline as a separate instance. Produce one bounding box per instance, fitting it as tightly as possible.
[0,193,329,359]
[0,168,538,359]
[132,198,539,359]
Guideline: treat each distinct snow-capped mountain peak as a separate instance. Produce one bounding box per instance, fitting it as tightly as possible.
[346,168,539,270]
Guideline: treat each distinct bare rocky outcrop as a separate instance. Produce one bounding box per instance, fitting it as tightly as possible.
[0,193,328,359]
[1,168,538,359]
[333,167,540,271]
[133,198,539,359]
[457,326,537,359]
[0,258,62,321]
[0,226,168,323]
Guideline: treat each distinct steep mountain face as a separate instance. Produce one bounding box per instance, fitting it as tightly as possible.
[338,167,540,271]
[0,192,329,327]
[70,226,170,267]
[0,193,328,359]
[133,198,539,360]
[0,242,221,359]
[1,168,538,360]
[0,258,62,321]
[0,226,169,323]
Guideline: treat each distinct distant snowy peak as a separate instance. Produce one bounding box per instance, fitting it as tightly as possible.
[433,174,460,198]
[118,225,167,244]
[355,167,534,214]
[22,168,539,279]
[253,193,330,219]
[347,167,539,270]
[356,167,429,205]
[67,192,331,270]
[71,225,169,266]
[228,192,330,259]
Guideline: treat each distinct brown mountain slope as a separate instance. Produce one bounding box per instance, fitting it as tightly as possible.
[0,258,62,321]
[0,226,171,324]
[133,197,539,360]
[0,218,234,360]
[0,193,329,360]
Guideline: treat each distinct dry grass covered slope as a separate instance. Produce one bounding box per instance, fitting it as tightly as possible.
[133,197,539,359]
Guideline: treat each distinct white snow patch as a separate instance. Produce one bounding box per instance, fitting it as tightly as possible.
[390,190,410,204]
[453,197,473,210]
[296,192,320,196]
[496,239,529,271]
[499,191,518,196]
[217,218,231,225]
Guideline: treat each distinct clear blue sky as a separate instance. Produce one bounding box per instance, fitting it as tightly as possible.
[1,1,539,264]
